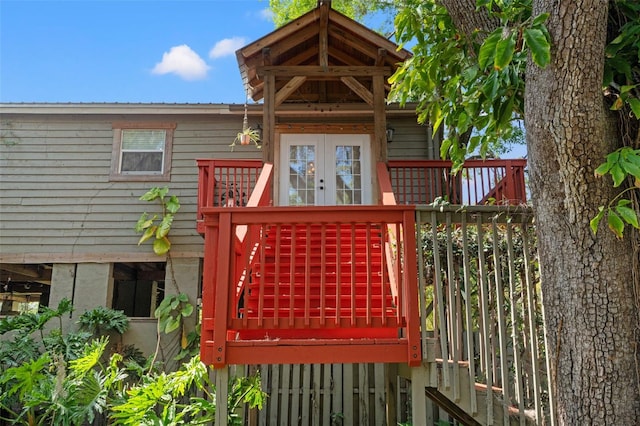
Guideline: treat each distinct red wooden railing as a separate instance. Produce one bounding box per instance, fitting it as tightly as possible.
[196,159,265,232]
[200,205,422,368]
[386,159,527,206]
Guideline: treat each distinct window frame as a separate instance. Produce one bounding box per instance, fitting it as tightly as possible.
[110,122,176,181]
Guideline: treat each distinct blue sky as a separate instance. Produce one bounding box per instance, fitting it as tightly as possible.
[1,0,279,104]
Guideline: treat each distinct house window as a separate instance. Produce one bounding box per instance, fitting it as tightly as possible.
[110,122,176,181]
[111,262,165,317]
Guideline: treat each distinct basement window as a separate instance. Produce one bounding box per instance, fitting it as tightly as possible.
[111,262,165,317]
[0,264,52,316]
[110,122,176,181]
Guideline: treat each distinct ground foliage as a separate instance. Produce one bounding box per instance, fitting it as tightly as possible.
[0,302,266,426]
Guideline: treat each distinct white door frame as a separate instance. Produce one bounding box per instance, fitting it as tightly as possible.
[279,134,372,206]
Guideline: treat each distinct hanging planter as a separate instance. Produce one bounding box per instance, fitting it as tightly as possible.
[229,95,262,151]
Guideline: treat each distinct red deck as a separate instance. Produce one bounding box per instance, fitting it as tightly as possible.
[196,159,526,368]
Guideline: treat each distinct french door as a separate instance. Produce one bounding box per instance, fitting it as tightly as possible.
[279,134,371,206]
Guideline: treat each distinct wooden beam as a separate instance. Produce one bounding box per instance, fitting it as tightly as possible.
[376,48,388,66]
[373,74,387,163]
[319,0,329,68]
[328,10,412,61]
[263,73,276,163]
[275,76,307,107]
[237,9,320,58]
[257,66,392,78]
[0,264,46,279]
[340,76,373,106]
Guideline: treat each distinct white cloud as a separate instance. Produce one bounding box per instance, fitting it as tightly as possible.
[259,8,274,21]
[209,37,247,59]
[152,45,210,80]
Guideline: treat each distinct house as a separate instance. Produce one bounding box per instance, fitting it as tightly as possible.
[0,1,548,425]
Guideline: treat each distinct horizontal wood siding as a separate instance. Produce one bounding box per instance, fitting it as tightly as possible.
[0,113,261,262]
[386,116,436,160]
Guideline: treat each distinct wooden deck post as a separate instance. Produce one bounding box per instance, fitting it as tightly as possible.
[215,366,229,426]
[411,366,429,425]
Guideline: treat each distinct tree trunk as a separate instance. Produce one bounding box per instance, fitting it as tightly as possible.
[525,0,640,423]
[439,0,499,43]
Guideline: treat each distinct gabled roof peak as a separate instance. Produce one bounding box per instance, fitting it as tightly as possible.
[236,3,411,103]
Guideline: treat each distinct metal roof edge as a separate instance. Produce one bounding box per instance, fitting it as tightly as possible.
[0,102,420,116]
[0,103,240,115]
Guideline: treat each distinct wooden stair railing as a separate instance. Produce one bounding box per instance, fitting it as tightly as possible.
[386,159,527,206]
[409,205,553,426]
[200,206,422,368]
[196,159,265,234]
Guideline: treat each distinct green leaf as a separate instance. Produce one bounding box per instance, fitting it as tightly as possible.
[610,164,626,187]
[607,211,625,239]
[524,28,551,67]
[135,213,149,232]
[628,98,640,119]
[180,303,194,317]
[166,195,181,214]
[156,214,174,239]
[478,31,501,70]
[494,33,516,70]
[620,158,640,179]
[615,204,640,229]
[164,316,181,334]
[620,85,637,94]
[138,226,157,245]
[481,71,500,99]
[590,207,605,235]
[139,188,160,201]
[153,237,171,255]
[594,161,613,177]
[532,12,550,27]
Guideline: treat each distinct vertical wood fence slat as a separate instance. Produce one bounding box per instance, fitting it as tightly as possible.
[476,213,494,424]
[461,215,478,415]
[291,364,301,425]
[358,363,369,426]
[343,364,354,425]
[445,212,460,402]
[313,364,322,426]
[374,363,386,424]
[523,226,545,424]
[506,224,526,425]
[269,365,280,426]
[431,211,450,388]
[258,365,268,426]
[332,364,343,424]
[281,364,291,426]
[491,218,511,426]
[301,364,312,426]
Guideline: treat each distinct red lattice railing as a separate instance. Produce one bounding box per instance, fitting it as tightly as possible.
[387,159,527,206]
[199,205,421,368]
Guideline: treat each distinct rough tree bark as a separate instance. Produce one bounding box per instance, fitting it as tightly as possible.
[525,0,639,423]
[440,0,640,423]
[439,0,499,42]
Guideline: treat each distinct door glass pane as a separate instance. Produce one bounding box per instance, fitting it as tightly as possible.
[334,145,362,205]
[288,145,316,206]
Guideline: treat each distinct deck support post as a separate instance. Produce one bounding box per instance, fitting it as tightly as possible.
[215,366,229,426]
[411,366,429,425]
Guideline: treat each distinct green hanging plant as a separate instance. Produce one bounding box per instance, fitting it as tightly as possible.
[229,97,261,151]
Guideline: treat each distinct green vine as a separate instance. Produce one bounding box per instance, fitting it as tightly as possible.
[135,187,181,256]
